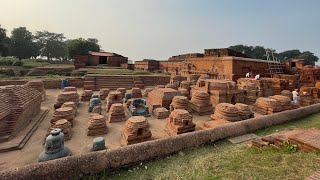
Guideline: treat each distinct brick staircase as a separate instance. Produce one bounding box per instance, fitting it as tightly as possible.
[84,75,145,90]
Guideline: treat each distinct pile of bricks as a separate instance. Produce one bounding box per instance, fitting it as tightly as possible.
[252,97,283,115]
[165,109,196,135]
[269,95,292,110]
[106,91,122,112]
[165,83,178,90]
[63,87,77,92]
[152,107,169,119]
[131,88,142,98]
[147,88,180,112]
[122,116,152,145]
[210,103,241,122]
[54,91,80,109]
[61,102,77,116]
[99,88,110,100]
[281,90,292,100]
[116,88,127,98]
[87,114,108,136]
[189,91,213,115]
[51,107,75,126]
[170,96,189,112]
[235,103,254,120]
[263,78,289,95]
[108,103,126,123]
[81,90,93,101]
[48,119,72,141]
[25,80,46,100]
[142,88,153,97]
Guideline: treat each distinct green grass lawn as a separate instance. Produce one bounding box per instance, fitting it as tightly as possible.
[83,113,320,180]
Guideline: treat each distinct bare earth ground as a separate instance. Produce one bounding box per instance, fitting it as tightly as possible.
[1,88,257,171]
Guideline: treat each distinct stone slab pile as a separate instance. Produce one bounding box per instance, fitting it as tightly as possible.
[252,97,283,115]
[142,88,154,97]
[131,88,142,98]
[210,103,241,122]
[170,96,189,112]
[165,83,178,90]
[63,87,77,92]
[152,107,170,119]
[25,80,46,100]
[234,103,254,120]
[116,88,127,98]
[122,116,152,145]
[262,78,289,95]
[189,91,213,115]
[54,91,80,109]
[99,88,110,100]
[81,90,93,101]
[281,90,292,100]
[61,102,77,116]
[269,95,292,110]
[51,107,75,126]
[87,114,108,136]
[108,103,126,123]
[165,109,196,135]
[106,91,123,112]
[48,119,72,141]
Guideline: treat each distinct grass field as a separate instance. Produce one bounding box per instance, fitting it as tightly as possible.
[83,113,320,180]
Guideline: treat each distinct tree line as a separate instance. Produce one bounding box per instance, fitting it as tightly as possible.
[0,25,101,60]
[229,45,319,65]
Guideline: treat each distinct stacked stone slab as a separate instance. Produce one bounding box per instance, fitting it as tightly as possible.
[269,95,292,110]
[122,116,152,145]
[210,103,241,122]
[61,102,77,116]
[99,88,110,100]
[147,88,180,112]
[153,107,170,119]
[165,109,196,135]
[81,90,93,101]
[87,114,108,136]
[0,85,42,142]
[54,91,80,109]
[51,107,75,126]
[108,103,126,123]
[106,91,122,112]
[63,87,77,92]
[252,97,283,115]
[170,96,189,112]
[131,88,142,98]
[142,88,154,97]
[116,88,127,98]
[234,103,254,120]
[165,83,178,90]
[189,91,213,115]
[281,90,293,100]
[48,119,72,141]
[25,80,46,100]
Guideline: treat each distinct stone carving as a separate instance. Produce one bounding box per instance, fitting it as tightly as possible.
[122,116,152,145]
[165,109,196,135]
[170,96,189,112]
[48,119,72,141]
[189,91,213,115]
[99,88,110,100]
[54,91,80,109]
[87,114,108,136]
[81,90,94,101]
[51,107,75,126]
[153,107,170,119]
[106,91,123,112]
[108,103,126,123]
[128,99,150,117]
[38,129,71,162]
[131,88,142,98]
[92,137,106,151]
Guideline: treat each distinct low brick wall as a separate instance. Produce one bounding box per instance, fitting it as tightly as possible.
[139,75,170,86]
[1,104,320,180]
[0,78,84,89]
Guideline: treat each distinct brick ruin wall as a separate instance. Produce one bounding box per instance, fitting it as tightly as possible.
[0,78,84,89]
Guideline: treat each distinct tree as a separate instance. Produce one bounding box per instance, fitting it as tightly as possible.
[35,31,67,60]
[0,25,10,57]
[278,50,319,65]
[10,27,38,60]
[67,38,100,58]
[277,50,301,60]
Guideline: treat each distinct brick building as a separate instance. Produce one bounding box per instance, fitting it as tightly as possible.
[74,51,128,69]
[134,59,160,71]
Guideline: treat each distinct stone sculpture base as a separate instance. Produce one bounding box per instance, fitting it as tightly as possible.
[38,147,71,162]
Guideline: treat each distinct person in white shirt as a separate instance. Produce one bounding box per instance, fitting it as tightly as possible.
[245,72,250,78]
[255,74,260,80]
[292,89,299,104]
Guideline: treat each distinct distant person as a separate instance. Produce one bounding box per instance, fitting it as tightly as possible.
[255,74,260,80]
[245,72,250,78]
[292,89,299,104]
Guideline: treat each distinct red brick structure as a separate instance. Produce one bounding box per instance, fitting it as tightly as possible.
[134,59,160,71]
[0,85,42,142]
[74,51,128,69]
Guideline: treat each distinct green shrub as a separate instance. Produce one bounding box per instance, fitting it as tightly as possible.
[12,61,23,66]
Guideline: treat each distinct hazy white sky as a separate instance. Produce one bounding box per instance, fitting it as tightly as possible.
[1,0,320,62]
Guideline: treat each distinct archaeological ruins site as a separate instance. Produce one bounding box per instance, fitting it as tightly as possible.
[2,48,320,179]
